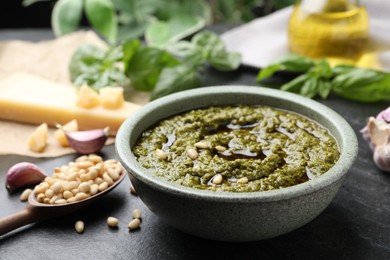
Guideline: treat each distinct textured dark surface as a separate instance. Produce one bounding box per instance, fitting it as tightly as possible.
[0,29,389,260]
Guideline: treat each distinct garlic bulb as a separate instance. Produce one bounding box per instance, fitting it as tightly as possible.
[363,115,390,172]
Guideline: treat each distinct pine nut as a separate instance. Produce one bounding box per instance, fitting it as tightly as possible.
[55,199,67,204]
[75,220,84,233]
[212,174,223,185]
[130,185,137,195]
[107,217,119,228]
[75,155,88,162]
[107,168,120,181]
[187,149,198,160]
[66,172,78,181]
[76,161,93,169]
[34,182,49,194]
[98,182,109,192]
[75,192,89,201]
[78,182,91,193]
[51,181,63,194]
[155,149,168,160]
[132,209,142,219]
[95,177,103,185]
[36,193,45,203]
[194,141,210,149]
[80,173,90,182]
[63,190,74,199]
[90,184,99,195]
[20,188,32,201]
[103,173,114,186]
[128,218,141,230]
[215,145,227,152]
[89,169,98,179]
[88,154,102,163]
[237,177,249,184]
[67,197,76,203]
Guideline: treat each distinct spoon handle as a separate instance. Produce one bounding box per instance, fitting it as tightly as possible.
[0,207,41,236]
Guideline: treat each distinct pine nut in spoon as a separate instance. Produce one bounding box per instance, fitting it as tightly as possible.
[0,166,126,236]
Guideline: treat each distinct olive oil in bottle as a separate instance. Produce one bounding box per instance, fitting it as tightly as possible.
[288,0,369,63]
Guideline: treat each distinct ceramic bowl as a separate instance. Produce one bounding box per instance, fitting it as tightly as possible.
[116,86,357,242]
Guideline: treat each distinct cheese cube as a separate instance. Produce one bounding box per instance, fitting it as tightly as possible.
[27,123,48,152]
[99,87,125,109]
[76,85,100,109]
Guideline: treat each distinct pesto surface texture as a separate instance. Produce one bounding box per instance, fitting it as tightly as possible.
[133,106,340,192]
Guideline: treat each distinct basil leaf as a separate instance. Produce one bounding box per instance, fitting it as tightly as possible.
[69,44,128,89]
[192,30,224,57]
[277,54,316,72]
[208,49,241,71]
[167,41,200,57]
[167,13,205,43]
[145,14,205,48]
[300,77,319,98]
[125,47,180,91]
[85,0,117,44]
[281,74,310,94]
[309,59,332,79]
[318,80,332,99]
[190,30,240,71]
[332,68,385,90]
[145,21,171,48]
[332,74,390,102]
[51,0,83,37]
[257,54,316,81]
[151,64,201,100]
[122,39,142,72]
[257,64,282,81]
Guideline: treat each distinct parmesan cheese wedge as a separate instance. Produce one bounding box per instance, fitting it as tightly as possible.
[0,73,141,135]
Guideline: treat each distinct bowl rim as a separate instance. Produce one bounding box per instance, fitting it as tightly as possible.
[116,85,358,202]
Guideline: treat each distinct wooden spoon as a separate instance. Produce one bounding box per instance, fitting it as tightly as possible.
[0,171,126,236]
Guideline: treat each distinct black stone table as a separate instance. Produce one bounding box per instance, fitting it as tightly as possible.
[0,29,389,260]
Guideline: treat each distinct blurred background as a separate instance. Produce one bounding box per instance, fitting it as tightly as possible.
[0,0,294,28]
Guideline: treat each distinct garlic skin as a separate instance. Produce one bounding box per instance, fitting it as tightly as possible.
[64,127,109,154]
[6,162,47,193]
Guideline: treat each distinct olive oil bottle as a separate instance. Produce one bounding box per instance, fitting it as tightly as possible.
[288,0,369,64]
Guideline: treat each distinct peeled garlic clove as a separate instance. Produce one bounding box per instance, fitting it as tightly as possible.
[361,107,390,151]
[373,144,390,172]
[64,127,109,154]
[6,162,47,193]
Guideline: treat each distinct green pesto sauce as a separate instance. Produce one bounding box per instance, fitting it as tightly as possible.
[133,106,340,192]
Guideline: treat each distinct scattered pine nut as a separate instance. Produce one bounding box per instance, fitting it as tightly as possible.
[107,217,119,228]
[75,220,84,234]
[20,188,32,201]
[212,174,223,185]
[132,209,142,219]
[128,218,141,231]
[130,185,137,195]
